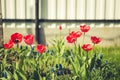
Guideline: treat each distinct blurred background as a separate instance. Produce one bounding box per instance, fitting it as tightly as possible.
[1,0,120,46]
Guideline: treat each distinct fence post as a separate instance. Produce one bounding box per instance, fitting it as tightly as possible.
[0,0,3,47]
[35,0,46,45]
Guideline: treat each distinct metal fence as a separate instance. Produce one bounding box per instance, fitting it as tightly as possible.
[2,0,120,28]
[2,0,120,20]
[1,0,120,44]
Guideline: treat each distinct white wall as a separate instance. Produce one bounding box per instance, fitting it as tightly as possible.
[1,0,120,28]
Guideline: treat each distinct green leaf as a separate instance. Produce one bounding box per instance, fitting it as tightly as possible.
[68,56,78,75]
[16,70,27,80]
[89,53,96,71]
[0,77,8,80]
[5,70,13,80]
[33,70,40,80]
[13,71,19,80]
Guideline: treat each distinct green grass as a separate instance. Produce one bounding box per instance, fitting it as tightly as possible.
[93,46,120,79]
[0,45,120,80]
[98,46,120,66]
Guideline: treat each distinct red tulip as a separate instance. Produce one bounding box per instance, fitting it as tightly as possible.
[91,36,101,44]
[4,40,14,49]
[82,44,93,51]
[66,31,82,43]
[80,25,90,32]
[36,44,46,54]
[69,31,77,38]
[59,25,62,30]
[70,31,82,38]
[75,31,82,38]
[24,34,34,45]
[66,35,77,43]
[11,32,23,44]
[69,31,76,35]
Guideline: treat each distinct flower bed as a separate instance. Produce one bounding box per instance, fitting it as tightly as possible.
[0,25,119,80]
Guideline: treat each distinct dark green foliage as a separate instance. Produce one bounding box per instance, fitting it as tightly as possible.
[0,45,120,80]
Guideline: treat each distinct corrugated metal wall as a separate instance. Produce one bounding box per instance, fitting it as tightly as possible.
[1,0,120,46]
[1,0,120,28]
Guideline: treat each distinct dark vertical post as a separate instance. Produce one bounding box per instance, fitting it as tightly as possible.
[0,0,3,47]
[35,0,46,45]
[35,0,40,43]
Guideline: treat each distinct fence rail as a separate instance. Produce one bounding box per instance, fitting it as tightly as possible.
[2,19,120,23]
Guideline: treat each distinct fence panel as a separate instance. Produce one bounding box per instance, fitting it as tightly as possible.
[1,0,120,28]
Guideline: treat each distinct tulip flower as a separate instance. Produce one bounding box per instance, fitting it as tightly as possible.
[4,40,14,49]
[66,31,82,43]
[66,35,77,43]
[82,44,93,52]
[69,31,82,38]
[75,31,82,38]
[91,36,101,44]
[36,44,46,54]
[24,34,34,45]
[59,25,62,30]
[11,32,23,44]
[80,25,90,33]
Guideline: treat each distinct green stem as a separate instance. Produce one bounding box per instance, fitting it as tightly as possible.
[82,32,85,45]
[74,42,77,54]
[60,31,61,39]
[16,44,19,49]
[93,43,95,48]
[85,51,89,79]
[93,44,95,53]
[68,28,71,34]
[86,51,89,65]
[30,45,32,49]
